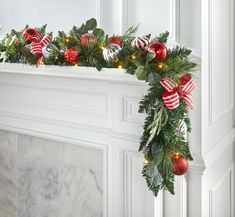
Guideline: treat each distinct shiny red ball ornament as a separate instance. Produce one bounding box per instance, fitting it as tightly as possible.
[108,36,123,47]
[23,28,42,43]
[80,33,96,46]
[147,42,168,61]
[173,154,188,176]
[64,48,79,65]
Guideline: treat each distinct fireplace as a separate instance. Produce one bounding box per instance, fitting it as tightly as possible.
[0,63,191,217]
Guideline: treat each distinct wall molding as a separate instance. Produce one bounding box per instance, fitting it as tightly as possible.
[121,0,180,44]
[203,128,235,169]
[209,165,234,217]
[208,0,234,125]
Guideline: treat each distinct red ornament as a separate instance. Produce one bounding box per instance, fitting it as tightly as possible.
[108,36,123,47]
[147,42,168,61]
[23,28,42,43]
[64,48,79,64]
[173,154,188,176]
[80,33,96,46]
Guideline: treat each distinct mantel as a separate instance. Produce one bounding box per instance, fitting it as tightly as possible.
[0,63,146,85]
[0,62,159,217]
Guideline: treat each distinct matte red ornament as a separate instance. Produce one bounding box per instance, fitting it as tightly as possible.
[80,33,96,46]
[23,28,42,43]
[173,155,188,176]
[64,48,79,64]
[108,36,123,47]
[147,42,168,61]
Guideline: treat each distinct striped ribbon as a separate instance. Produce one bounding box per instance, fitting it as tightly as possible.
[160,74,195,110]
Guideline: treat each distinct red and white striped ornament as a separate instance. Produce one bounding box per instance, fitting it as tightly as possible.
[131,36,149,50]
[160,74,195,110]
[30,35,52,55]
[23,28,42,43]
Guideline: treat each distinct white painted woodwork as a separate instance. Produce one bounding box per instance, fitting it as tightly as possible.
[0,63,157,217]
[0,0,234,216]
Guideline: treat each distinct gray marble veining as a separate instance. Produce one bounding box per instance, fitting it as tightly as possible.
[0,129,103,217]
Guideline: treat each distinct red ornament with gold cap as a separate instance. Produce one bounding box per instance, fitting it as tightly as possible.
[172,154,188,176]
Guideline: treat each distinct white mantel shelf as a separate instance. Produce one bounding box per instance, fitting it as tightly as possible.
[0,63,146,84]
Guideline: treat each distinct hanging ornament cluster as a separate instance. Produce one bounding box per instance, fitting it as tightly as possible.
[0,18,197,197]
[103,36,123,63]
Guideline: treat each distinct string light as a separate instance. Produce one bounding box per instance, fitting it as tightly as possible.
[65,37,70,43]
[118,64,123,69]
[100,46,105,50]
[158,63,163,69]
[131,55,137,60]
[144,159,149,164]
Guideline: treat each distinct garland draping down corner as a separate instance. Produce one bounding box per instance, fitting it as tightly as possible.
[0,18,197,196]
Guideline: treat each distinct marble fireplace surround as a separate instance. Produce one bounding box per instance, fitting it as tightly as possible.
[0,63,191,217]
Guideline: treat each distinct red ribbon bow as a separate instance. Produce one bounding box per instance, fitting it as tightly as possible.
[23,29,52,66]
[160,74,195,110]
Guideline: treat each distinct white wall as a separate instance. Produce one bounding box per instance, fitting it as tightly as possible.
[0,0,234,217]
[0,0,179,40]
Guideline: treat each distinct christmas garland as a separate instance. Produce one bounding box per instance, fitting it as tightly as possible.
[0,18,197,196]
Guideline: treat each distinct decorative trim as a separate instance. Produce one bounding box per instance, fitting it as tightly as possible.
[188,156,206,175]
[203,128,235,169]
[123,97,144,124]
[169,0,180,43]
[96,0,102,27]
[209,165,234,217]
[208,0,234,125]
[121,0,180,44]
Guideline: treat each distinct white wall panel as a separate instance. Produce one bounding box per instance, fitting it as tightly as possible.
[0,0,101,34]
[209,168,233,217]
[122,0,179,42]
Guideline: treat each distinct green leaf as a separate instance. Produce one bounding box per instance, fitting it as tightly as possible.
[86,18,97,31]
[148,72,161,85]
[93,28,105,38]
[143,163,162,194]
[146,52,155,63]
[135,66,148,80]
